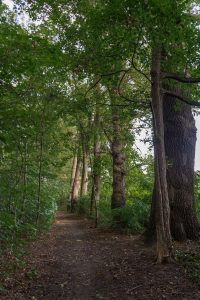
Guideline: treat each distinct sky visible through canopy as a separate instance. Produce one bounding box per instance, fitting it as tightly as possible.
[136,115,200,171]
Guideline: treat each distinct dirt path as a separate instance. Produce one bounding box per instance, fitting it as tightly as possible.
[2,211,200,299]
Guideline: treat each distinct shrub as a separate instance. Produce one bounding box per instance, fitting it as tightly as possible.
[76,195,151,231]
[97,198,113,228]
[177,250,200,285]
[76,195,91,217]
[111,198,150,231]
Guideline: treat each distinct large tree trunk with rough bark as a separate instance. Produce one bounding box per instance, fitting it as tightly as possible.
[147,90,200,242]
[110,97,126,209]
[164,93,199,240]
[150,48,173,262]
[90,110,101,226]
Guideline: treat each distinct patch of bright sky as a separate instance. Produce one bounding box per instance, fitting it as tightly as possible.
[3,0,29,27]
[3,0,44,28]
[135,115,200,171]
[3,0,200,170]
[3,0,13,9]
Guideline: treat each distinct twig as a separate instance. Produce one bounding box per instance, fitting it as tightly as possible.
[84,77,102,98]
[131,61,152,83]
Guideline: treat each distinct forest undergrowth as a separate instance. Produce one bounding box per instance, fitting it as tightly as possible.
[1,0,200,296]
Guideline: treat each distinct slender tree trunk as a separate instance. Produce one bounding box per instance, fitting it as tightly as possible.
[80,140,89,197]
[90,109,101,226]
[22,141,27,213]
[36,101,46,224]
[36,131,43,223]
[69,155,78,204]
[151,48,173,262]
[71,156,81,212]
[110,94,126,209]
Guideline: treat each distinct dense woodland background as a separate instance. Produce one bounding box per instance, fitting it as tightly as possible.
[0,0,200,264]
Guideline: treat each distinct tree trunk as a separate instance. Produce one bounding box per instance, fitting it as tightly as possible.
[90,109,101,226]
[69,155,77,204]
[80,140,89,197]
[71,156,81,212]
[36,100,46,224]
[22,141,27,213]
[36,131,43,224]
[164,90,199,240]
[110,95,126,209]
[147,89,200,242]
[151,48,173,263]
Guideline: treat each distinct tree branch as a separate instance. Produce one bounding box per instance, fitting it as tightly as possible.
[84,76,102,97]
[100,69,127,77]
[131,61,152,83]
[161,72,200,83]
[190,14,200,21]
[163,88,200,107]
[103,128,113,145]
[117,68,131,100]
[116,69,150,108]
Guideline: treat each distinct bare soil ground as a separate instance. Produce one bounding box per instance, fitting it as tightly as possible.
[1,211,200,300]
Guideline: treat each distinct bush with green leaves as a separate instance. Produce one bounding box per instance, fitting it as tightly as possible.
[75,193,151,232]
[0,178,66,254]
[195,171,200,220]
[76,195,91,217]
[97,198,113,228]
[176,249,200,285]
[111,199,150,231]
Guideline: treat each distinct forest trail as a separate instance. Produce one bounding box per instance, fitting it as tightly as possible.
[2,211,200,300]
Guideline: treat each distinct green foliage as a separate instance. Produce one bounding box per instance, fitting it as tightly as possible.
[76,195,91,217]
[76,193,151,232]
[1,0,199,276]
[112,199,150,232]
[0,179,65,250]
[195,171,200,220]
[176,249,200,285]
[0,4,70,263]
[97,198,113,228]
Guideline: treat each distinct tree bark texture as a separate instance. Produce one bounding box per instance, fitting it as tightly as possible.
[147,89,200,241]
[71,156,81,212]
[80,141,89,197]
[151,48,173,262]
[69,156,77,203]
[111,99,126,209]
[164,92,200,240]
[90,110,101,226]
[36,131,43,223]
[22,141,27,213]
